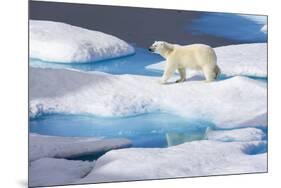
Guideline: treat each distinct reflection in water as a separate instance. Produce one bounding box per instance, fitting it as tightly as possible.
[166,132,206,147]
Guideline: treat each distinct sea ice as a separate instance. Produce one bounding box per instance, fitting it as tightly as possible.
[29,158,93,187]
[29,67,267,129]
[206,127,266,142]
[30,20,135,63]
[78,140,267,183]
[29,133,132,161]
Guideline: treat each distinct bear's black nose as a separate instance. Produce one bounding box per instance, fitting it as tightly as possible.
[148,48,152,51]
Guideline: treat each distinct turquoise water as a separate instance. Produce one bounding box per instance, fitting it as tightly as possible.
[29,113,214,148]
[188,13,267,43]
[30,47,164,77]
[219,75,267,82]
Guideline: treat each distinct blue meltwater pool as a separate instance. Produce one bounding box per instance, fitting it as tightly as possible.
[29,47,164,76]
[29,112,214,148]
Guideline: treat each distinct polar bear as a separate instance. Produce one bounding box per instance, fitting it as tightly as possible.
[149,41,220,84]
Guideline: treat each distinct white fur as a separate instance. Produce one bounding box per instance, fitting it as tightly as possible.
[149,41,220,84]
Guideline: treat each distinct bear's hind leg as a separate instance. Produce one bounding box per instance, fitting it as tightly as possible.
[203,66,216,82]
[176,68,186,83]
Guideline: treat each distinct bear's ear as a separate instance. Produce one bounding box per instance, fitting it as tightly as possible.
[163,42,173,51]
[159,41,165,46]
[153,41,159,46]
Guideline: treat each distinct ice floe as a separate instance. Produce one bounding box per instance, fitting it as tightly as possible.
[146,43,267,78]
[78,140,267,183]
[29,158,94,187]
[261,24,267,33]
[239,15,267,25]
[29,67,267,129]
[30,20,135,63]
[206,127,266,142]
[29,133,132,161]
[240,15,267,33]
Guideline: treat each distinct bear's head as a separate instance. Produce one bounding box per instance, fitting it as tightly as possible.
[148,41,173,56]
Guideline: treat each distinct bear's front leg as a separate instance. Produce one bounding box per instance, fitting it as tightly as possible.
[159,62,176,84]
[176,68,186,83]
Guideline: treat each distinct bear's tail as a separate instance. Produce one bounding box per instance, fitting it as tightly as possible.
[214,65,221,80]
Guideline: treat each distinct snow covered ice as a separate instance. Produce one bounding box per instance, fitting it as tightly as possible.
[205,127,266,142]
[29,158,94,187]
[29,133,131,186]
[30,20,135,63]
[78,140,267,183]
[29,133,132,161]
[29,67,267,129]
